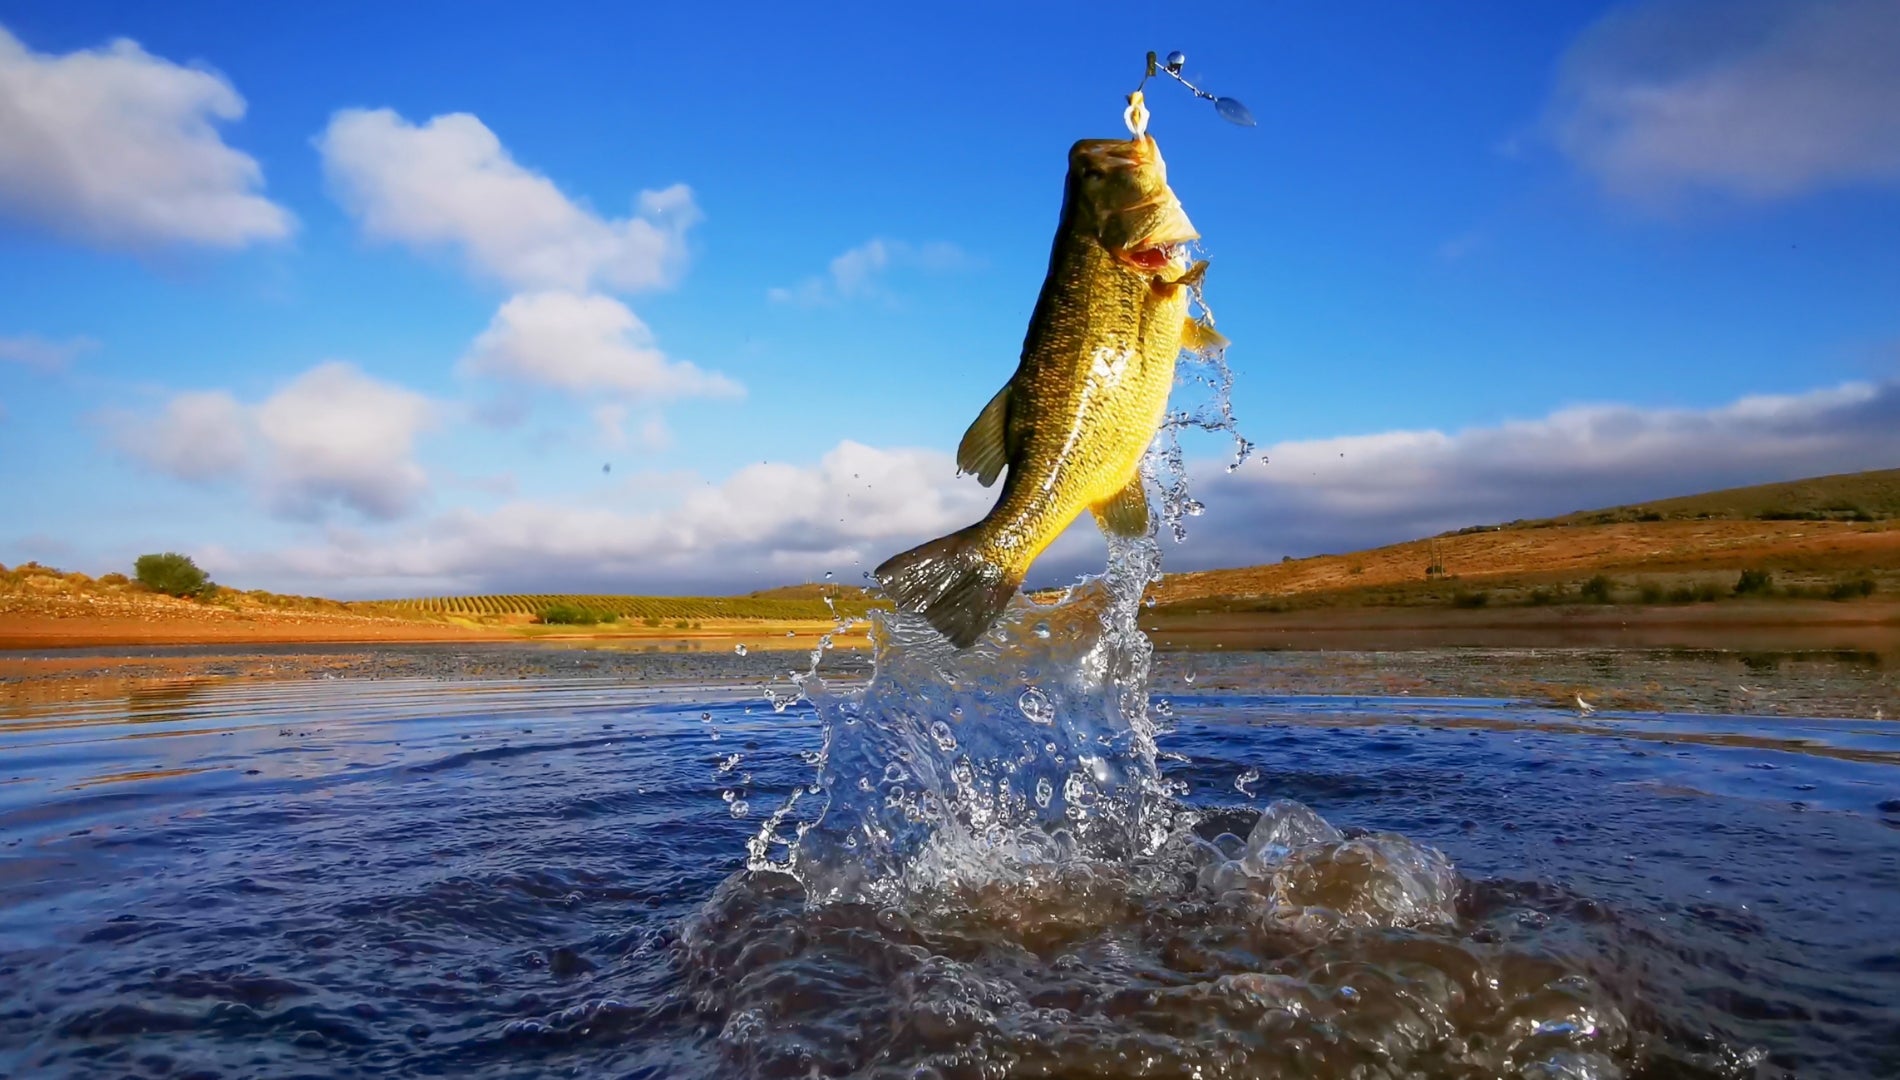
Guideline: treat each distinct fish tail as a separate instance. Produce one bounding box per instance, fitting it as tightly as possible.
[873,526,1020,649]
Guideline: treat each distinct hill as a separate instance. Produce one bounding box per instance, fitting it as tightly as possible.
[1152,468,1900,615]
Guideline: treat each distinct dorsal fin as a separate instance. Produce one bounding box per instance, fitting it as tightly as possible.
[956,383,1012,487]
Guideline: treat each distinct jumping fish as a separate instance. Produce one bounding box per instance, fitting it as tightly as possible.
[875,132,1225,647]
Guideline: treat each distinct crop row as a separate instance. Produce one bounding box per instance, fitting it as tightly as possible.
[373,593,877,621]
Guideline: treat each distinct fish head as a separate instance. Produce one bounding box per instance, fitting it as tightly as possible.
[1067,136,1199,276]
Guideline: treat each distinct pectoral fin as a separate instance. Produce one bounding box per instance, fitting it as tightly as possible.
[956,383,1012,487]
[1181,317,1230,356]
[1092,474,1151,538]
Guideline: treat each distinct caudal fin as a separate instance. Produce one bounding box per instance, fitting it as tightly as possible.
[874,528,1019,649]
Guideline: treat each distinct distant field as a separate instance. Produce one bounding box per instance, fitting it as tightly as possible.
[1506,467,1900,529]
[368,592,880,623]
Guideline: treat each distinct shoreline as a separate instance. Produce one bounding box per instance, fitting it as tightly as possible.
[3,599,1894,654]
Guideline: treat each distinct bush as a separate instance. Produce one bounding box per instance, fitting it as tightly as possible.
[1666,585,1697,604]
[537,604,618,625]
[1528,586,1558,606]
[642,616,662,627]
[1450,590,1490,609]
[673,619,691,629]
[134,552,213,598]
[1828,577,1877,601]
[1579,575,1616,603]
[98,572,130,587]
[1694,582,1720,603]
[1638,583,1664,604]
[1734,569,1774,596]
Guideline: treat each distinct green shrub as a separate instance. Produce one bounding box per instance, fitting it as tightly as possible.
[1450,590,1490,609]
[134,552,212,598]
[1734,569,1774,596]
[642,616,662,627]
[1828,577,1877,601]
[673,619,691,629]
[97,572,130,588]
[537,604,618,625]
[1638,583,1663,603]
[1694,582,1721,603]
[1666,585,1697,604]
[1528,586,1558,606]
[1579,575,1615,603]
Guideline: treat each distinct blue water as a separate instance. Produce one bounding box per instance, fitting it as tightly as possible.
[1,664,1898,1078]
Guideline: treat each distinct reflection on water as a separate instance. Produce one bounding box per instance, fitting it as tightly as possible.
[0,655,1892,1077]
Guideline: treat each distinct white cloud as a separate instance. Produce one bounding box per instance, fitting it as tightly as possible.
[769,238,968,305]
[0,333,95,372]
[0,25,292,248]
[1176,379,1900,568]
[216,440,994,596]
[592,404,671,451]
[1551,0,1900,204]
[110,361,438,521]
[460,290,740,399]
[317,108,698,292]
[109,390,249,481]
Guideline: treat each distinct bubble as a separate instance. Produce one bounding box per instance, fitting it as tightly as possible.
[930,721,957,752]
[1034,776,1054,807]
[728,800,750,818]
[1017,686,1056,725]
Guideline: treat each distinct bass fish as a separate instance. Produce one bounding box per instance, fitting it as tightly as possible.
[875,133,1225,648]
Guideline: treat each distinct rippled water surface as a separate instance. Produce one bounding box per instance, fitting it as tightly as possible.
[3,647,1899,1078]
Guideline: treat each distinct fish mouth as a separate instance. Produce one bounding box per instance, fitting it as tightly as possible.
[1118,241,1187,272]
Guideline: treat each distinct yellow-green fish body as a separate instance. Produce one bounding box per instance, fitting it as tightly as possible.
[876,134,1225,647]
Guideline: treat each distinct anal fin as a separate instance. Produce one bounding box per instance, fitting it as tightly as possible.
[1182,317,1229,356]
[1092,474,1151,538]
[956,383,1011,487]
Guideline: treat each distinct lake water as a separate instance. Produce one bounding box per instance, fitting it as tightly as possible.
[2,637,1898,1078]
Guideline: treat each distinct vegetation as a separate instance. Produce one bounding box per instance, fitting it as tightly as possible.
[537,603,619,626]
[377,591,880,623]
[134,552,214,599]
[1579,575,1616,604]
[1734,569,1774,596]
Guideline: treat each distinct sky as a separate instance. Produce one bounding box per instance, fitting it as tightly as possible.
[1,0,1897,598]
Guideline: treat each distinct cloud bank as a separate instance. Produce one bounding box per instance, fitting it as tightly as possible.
[1552,0,1900,204]
[0,25,292,248]
[204,378,1900,597]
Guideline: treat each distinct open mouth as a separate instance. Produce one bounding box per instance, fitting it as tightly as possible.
[1121,242,1183,271]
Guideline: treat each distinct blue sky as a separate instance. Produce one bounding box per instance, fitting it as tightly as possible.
[2,1,1897,596]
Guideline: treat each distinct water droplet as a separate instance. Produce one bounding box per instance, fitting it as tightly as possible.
[883,762,908,783]
[930,721,957,752]
[716,753,741,775]
[1234,767,1260,798]
[734,644,748,656]
[1033,621,1051,639]
[823,570,833,580]
[1034,776,1054,808]
[1018,686,1056,725]
[785,630,795,637]
[1184,670,1196,684]
[728,800,750,818]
